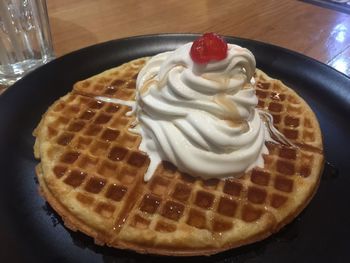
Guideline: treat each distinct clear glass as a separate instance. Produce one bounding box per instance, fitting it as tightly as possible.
[0,0,54,86]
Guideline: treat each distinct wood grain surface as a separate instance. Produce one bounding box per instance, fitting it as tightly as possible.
[44,0,349,76]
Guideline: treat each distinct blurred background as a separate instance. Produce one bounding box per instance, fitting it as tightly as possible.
[47,0,350,75]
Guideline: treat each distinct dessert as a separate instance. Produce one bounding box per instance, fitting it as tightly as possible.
[33,34,324,255]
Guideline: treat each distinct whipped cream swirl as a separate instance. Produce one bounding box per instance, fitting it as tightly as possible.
[136,43,269,181]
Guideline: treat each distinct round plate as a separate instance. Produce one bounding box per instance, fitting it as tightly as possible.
[0,34,349,262]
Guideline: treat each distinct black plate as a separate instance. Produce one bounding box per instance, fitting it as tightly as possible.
[0,34,349,263]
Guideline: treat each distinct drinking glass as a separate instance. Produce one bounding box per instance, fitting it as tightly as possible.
[0,0,54,87]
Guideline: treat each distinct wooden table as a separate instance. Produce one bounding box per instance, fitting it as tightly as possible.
[47,0,350,76]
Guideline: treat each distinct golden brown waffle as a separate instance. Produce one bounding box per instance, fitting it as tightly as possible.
[33,58,324,256]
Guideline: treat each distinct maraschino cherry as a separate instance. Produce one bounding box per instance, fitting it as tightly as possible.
[190,33,228,64]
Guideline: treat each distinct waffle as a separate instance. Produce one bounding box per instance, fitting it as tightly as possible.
[33,57,324,256]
